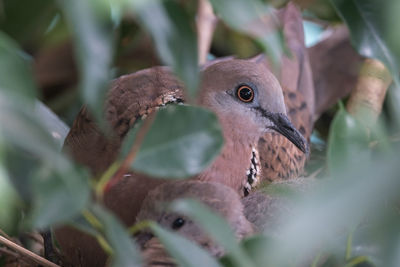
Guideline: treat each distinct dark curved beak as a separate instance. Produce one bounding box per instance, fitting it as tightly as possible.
[254,106,309,154]
[268,112,309,154]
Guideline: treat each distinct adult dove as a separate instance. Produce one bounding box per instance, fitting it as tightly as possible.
[55,4,309,266]
[64,57,307,223]
[55,57,307,267]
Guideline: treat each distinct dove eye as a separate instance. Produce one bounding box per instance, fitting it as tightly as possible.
[171,217,185,230]
[236,85,254,103]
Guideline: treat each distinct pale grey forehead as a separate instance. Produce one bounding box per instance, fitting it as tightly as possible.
[200,59,286,113]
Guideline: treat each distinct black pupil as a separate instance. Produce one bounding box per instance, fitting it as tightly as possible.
[172,218,185,230]
[239,87,253,101]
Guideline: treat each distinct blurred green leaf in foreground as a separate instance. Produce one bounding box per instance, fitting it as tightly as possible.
[121,105,223,179]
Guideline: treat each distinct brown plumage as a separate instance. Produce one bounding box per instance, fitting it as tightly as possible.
[56,58,308,267]
[55,4,311,266]
[308,26,363,118]
[136,180,254,266]
[64,66,185,176]
[137,178,316,266]
[63,58,307,226]
[257,3,314,182]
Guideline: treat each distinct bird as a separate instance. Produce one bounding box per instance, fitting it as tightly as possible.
[55,4,310,266]
[135,180,255,266]
[256,3,315,182]
[241,177,317,234]
[55,57,308,267]
[135,178,316,266]
[63,57,308,225]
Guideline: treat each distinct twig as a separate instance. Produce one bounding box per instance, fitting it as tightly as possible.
[0,229,11,240]
[346,58,392,126]
[103,112,157,193]
[196,0,217,65]
[128,220,152,235]
[0,247,34,266]
[0,247,20,259]
[81,210,113,256]
[0,235,60,267]
[343,256,369,267]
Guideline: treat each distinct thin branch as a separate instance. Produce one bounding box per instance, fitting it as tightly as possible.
[196,0,217,65]
[346,58,392,126]
[0,229,11,240]
[0,247,21,258]
[0,235,60,267]
[103,112,157,193]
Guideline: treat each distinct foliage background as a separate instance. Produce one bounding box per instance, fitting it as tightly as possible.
[0,0,400,266]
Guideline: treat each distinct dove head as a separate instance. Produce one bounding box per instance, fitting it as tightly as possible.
[198,59,308,154]
[136,181,254,257]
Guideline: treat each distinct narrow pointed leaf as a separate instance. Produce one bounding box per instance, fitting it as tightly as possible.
[0,92,90,228]
[58,0,114,121]
[30,165,90,228]
[327,104,369,178]
[0,159,23,234]
[331,0,400,85]
[92,205,142,267]
[137,1,199,97]
[0,31,36,99]
[209,0,283,66]
[171,199,255,267]
[150,223,222,267]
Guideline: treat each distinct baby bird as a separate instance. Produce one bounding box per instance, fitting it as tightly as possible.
[135,180,254,266]
[136,178,316,266]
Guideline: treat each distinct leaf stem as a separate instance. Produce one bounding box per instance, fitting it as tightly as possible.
[343,256,368,267]
[100,112,156,194]
[81,209,114,256]
[82,209,103,230]
[128,220,153,235]
[310,252,322,267]
[345,229,354,260]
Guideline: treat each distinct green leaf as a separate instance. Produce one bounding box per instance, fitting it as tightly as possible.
[246,153,400,266]
[91,205,142,267]
[30,164,90,228]
[171,199,255,267]
[209,0,283,66]
[34,100,70,149]
[149,223,222,267]
[330,0,399,85]
[209,0,267,30]
[58,0,114,121]
[0,92,60,161]
[326,103,369,178]
[137,1,199,97]
[0,31,36,99]
[330,0,400,128]
[0,91,90,228]
[220,235,274,267]
[0,159,23,235]
[0,0,57,44]
[129,105,223,178]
